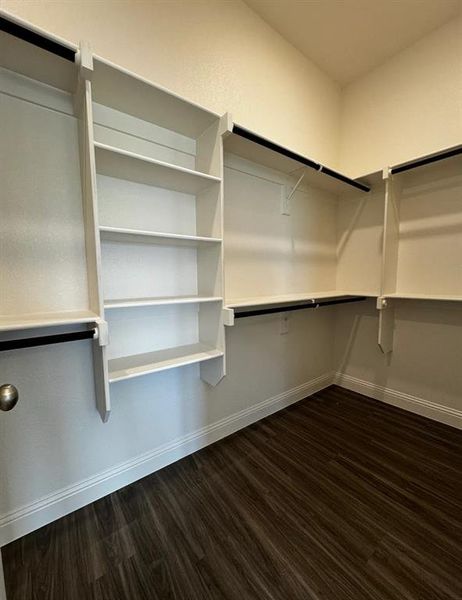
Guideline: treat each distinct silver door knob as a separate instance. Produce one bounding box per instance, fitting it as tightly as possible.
[0,384,19,411]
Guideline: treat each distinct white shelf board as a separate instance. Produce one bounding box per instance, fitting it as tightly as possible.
[109,343,223,382]
[100,226,222,247]
[384,293,462,302]
[0,310,98,333]
[94,142,221,193]
[226,291,374,309]
[225,133,370,195]
[92,56,220,139]
[105,295,223,309]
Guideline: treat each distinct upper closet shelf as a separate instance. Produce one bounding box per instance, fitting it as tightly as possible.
[0,11,77,92]
[384,293,462,302]
[226,125,370,195]
[227,291,374,308]
[390,144,462,175]
[0,310,98,333]
[94,142,221,193]
[226,292,368,319]
[100,226,222,247]
[92,56,220,139]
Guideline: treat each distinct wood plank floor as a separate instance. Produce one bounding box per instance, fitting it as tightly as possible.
[3,385,462,600]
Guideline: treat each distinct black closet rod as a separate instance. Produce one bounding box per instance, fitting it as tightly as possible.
[391,146,462,175]
[234,296,367,319]
[0,16,76,62]
[232,125,371,193]
[0,329,96,353]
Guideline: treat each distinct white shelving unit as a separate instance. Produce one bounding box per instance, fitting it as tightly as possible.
[84,54,229,413]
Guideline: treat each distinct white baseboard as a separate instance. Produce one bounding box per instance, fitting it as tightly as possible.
[0,372,332,547]
[334,372,462,430]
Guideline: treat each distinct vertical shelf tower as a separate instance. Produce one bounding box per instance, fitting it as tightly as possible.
[77,53,229,420]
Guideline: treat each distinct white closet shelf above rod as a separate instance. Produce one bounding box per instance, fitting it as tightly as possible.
[227,294,367,320]
[226,125,370,195]
[390,144,462,175]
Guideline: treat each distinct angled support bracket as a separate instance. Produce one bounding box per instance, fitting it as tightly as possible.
[377,296,394,354]
[282,170,306,216]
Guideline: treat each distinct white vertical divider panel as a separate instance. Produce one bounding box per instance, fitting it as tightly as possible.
[75,43,110,421]
[197,114,231,385]
[377,169,401,353]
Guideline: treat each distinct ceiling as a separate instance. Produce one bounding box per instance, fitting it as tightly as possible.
[244,0,462,85]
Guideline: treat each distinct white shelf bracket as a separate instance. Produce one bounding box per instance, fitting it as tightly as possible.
[94,320,109,347]
[282,170,306,216]
[76,41,93,81]
[223,307,235,327]
[220,112,233,139]
[377,296,395,354]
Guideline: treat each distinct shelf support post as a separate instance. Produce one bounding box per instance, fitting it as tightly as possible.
[377,296,395,354]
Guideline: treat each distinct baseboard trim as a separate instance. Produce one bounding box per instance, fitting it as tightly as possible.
[334,372,462,430]
[0,372,332,547]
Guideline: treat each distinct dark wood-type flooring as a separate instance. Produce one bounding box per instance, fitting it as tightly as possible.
[3,385,462,600]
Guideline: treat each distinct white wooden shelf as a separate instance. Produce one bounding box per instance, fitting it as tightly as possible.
[92,56,220,139]
[105,296,223,309]
[99,226,222,247]
[226,291,376,309]
[0,310,98,333]
[384,293,462,302]
[225,128,370,195]
[94,142,220,193]
[108,343,224,382]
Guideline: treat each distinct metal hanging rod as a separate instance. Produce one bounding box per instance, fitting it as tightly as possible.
[234,295,367,319]
[0,329,97,353]
[232,125,370,193]
[391,145,462,175]
[0,16,76,62]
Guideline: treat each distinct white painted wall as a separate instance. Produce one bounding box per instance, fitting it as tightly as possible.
[339,14,462,178]
[1,0,341,168]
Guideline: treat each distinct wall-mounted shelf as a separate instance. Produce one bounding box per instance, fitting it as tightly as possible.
[94,143,221,193]
[226,291,375,309]
[104,296,223,310]
[108,343,224,383]
[225,125,370,195]
[99,226,222,247]
[225,292,367,321]
[384,293,462,302]
[0,310,99,333]
[92,56,220,139]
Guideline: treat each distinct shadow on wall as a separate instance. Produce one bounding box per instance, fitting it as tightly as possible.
[334,298,462,407]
